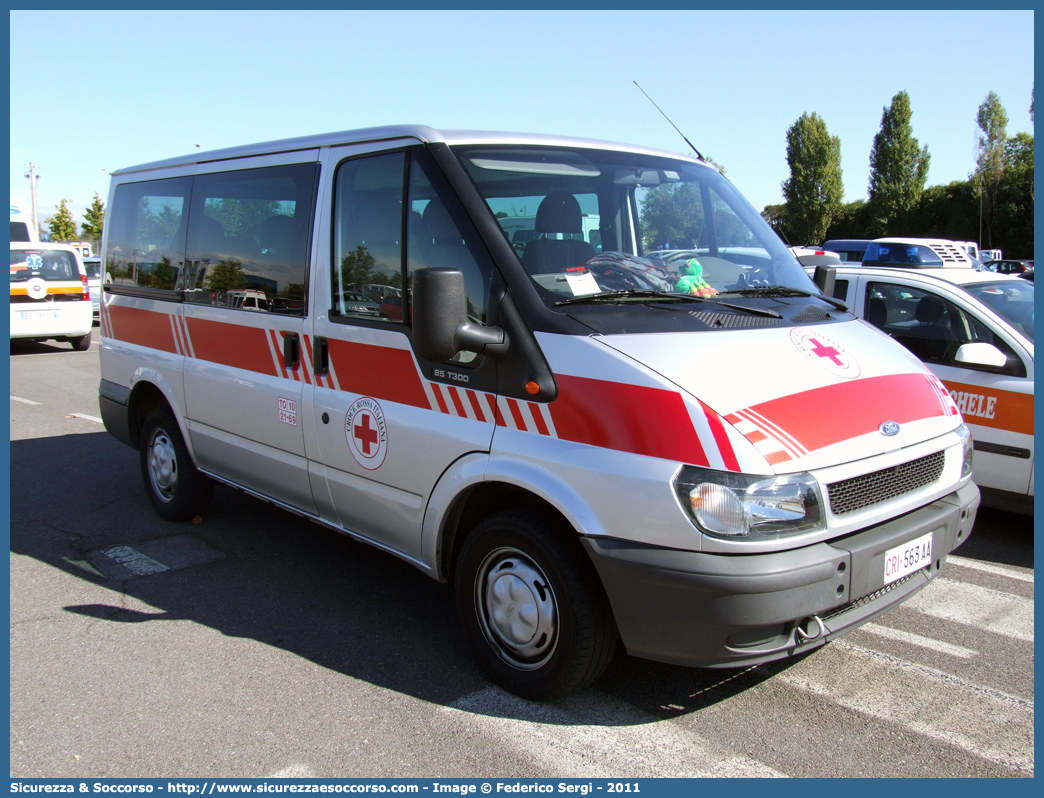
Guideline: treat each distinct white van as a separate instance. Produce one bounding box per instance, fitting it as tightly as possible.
[10,200,38,243]
[98,126,979,699]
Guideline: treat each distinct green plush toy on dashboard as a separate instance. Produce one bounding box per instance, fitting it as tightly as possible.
[674,258,718,297]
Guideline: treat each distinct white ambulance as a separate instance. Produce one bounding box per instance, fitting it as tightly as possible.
[98,126,979,699]
[11,242,93,350]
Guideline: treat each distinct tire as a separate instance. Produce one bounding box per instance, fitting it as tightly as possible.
[70,333,91,351]
[139,407,213,522]
[455,509,618,700]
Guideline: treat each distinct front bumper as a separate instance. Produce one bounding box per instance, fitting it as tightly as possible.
[582,483,979,668]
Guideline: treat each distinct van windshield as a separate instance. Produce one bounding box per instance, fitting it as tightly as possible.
[455,145,818,310]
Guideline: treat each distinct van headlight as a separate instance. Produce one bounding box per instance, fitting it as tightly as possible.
[956,424,974,478]
[673,467,825,540]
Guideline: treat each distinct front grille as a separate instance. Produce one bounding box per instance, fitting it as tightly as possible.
[822,570,921,621]
[827,451,945,515]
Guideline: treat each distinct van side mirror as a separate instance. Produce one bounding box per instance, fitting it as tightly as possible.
[412,268,505,363]
[954,342,1008,368]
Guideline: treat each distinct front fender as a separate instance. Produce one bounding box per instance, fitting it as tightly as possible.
[421,451,609,580]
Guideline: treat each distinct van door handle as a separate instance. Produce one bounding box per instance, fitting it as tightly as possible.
[313,336,329,376]
[282,332,300,369]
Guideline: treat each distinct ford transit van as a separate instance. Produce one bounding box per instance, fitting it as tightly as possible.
[98,126,979,699]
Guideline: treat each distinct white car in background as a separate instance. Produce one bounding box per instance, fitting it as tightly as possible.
[10,242,94,350]
[823,265,1034,514]
[82,256,107,318]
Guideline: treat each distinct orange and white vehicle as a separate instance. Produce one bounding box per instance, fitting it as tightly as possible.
[98,126,979,699]
[823,265,1033,514]
[10,242,93,350]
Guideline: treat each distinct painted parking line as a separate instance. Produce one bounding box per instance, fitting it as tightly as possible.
[10,395,41,405]
[70,413,103,423]
[906,577,1034,642]
[441,686,786,778]
[778,641,1034,775]
[859,621,979,659]
[948,555,1034,584]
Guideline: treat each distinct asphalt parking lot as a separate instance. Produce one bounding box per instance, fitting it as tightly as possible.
[9,330,1035,778]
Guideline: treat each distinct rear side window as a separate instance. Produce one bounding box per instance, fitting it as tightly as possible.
[10,249,79,282]
[10,221,31,242]
[106,177,192,291]
[184,163,319,315]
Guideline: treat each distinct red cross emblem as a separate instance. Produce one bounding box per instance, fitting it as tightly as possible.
[353,412,379,455]
[809,338,845,366]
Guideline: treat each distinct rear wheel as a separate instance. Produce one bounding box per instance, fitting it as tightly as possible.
[139,407,213,522]
[70,333,91,351]
[455,509,617,700]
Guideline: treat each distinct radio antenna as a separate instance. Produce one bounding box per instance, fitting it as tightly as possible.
[634,81,704,161]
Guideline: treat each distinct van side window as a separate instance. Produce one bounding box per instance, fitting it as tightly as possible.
[331,151,406,322]
[406,149,494,357]
[106,177,192,293]
[184,163,318,315]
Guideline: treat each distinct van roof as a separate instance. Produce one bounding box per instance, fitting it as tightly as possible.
[111,125,705,176]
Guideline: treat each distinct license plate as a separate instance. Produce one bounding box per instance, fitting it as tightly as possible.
[883,532,933,584]
[18,310,55,320]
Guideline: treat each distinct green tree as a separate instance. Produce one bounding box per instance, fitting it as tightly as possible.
[781,112,844,245]
[205,260,248,292]
[867,91,930,235]
[995,132,1034,256]
[81,193,105,240]
[338,245,376,291]
[150,257,177,290]
[822,199,871,241]
[639,183,706,249]
[46,199,78,241]
[975,91,1009,248]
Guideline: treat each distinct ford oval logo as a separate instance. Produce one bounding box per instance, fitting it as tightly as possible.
[879,421,901,436]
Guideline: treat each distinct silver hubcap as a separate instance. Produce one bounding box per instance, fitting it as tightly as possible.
[476,547,557,670]
[147,429,178,503]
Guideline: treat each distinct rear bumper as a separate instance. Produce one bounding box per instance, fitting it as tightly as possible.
[10,302,93,338]
[582,483,980,668]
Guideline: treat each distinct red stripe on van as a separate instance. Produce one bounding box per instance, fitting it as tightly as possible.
[327,339,429,408]
[551,375,710,466]
[507,398,527,430]
[448,386,468,417]
[737,372,948,454]
[107,306,178,354]
[699,400,740,472]
[467,390,488,423]
[528,402,550,437]
[185,318,277,376]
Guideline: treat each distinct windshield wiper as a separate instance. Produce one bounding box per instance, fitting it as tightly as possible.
[718,285,849,311]
[555,290,782,318]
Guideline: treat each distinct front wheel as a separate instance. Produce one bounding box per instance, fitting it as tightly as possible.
[139,407,213,522]
[455,509,617,700]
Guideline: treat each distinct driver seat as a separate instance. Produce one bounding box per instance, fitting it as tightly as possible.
[522,192,595,275]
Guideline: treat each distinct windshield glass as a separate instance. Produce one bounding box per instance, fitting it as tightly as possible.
[962,279,1034,342]
[455,145,817,309]
[10,249,80,282]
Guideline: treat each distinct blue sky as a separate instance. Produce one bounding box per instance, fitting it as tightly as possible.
[9,9,1035,231]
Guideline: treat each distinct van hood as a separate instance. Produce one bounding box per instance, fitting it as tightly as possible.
[596,319,963,473]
